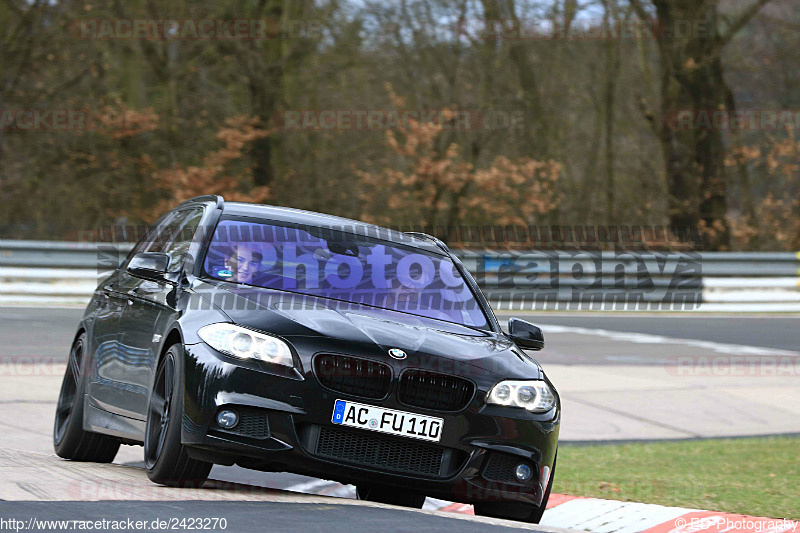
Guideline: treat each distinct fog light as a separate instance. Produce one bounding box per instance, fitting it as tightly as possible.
[515,463,533,482]
[217,409,239,429]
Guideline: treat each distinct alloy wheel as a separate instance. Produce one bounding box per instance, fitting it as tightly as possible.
[54,338,83,444]
[145,353,175,469]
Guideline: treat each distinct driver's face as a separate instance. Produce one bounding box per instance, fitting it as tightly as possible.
[233,247,262,283]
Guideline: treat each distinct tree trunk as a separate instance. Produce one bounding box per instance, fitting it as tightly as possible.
[237,0,308,189]
[602,0,622,225]
[655,1,730,249]
[632,0,772,249]
[248,70,281,188]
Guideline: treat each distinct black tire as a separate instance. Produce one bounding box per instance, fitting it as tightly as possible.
[473,455,557,524]
[356,485,426,508]
[144,343,211,487]
[53,333,120,462]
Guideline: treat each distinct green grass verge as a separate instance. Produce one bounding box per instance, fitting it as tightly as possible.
[553,436,800,520]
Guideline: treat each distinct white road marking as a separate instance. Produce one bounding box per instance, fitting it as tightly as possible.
[284,478,338,493]
[540,499,694,533]
[423,497,454,511]
[282,479,458,511]
[543,325,800,356]
[323,485,357,498]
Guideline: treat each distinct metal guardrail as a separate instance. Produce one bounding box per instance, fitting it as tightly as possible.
[0,241,798,310]
[0,240,133,268]
[454,250,800,278]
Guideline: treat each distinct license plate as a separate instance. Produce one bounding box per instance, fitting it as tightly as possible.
[331,399,443,442]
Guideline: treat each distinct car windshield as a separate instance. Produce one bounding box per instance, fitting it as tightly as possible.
[203,217,489,329]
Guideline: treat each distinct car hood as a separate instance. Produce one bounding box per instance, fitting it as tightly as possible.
[192,280,542,380]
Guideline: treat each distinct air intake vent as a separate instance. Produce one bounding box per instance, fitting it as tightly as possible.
[398,370,474,411]
[314,354,392,399]
[314,426,444,477]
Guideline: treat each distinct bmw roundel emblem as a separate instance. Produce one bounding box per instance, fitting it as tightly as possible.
[388,348,407,360]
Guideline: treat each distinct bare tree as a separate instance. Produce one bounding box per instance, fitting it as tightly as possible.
[629,0,773,249]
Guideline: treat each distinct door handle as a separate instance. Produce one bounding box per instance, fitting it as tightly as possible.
[101,285,115,300]
[128,282,159,296]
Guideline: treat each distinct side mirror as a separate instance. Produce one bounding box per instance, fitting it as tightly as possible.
[508,318,545,351]
[127,252,170,281]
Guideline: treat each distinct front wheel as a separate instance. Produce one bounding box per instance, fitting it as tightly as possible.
[144,343,211,487]
[53,333,120,462]
[356,485,426,508]
[473,455,556,524]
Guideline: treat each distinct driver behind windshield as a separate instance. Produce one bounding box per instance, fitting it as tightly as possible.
[228,243,263,284]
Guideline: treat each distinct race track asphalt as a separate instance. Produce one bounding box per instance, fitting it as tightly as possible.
[1,306,798,531]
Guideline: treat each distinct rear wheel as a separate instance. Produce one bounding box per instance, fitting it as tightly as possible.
[356,485,426,508]
[144,343,211,487]
[473,455,556,524]
[53,333,120,462]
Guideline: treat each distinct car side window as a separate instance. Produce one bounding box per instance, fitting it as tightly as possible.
[141,209,192,253]
[163,208,204,272]
[127,211,177,261]
[121,207,203,275]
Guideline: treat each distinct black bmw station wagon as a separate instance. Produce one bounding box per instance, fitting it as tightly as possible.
[54,195,560,523]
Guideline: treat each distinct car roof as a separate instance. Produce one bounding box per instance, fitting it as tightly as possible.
[216,201,446,255]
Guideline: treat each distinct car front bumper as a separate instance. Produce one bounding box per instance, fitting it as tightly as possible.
[180,343,560,506]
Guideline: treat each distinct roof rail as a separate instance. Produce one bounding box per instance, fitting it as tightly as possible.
[179,195,224,209]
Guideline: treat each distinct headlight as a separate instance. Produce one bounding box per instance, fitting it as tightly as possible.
[486,380,555,413]
[197,323,294,367]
